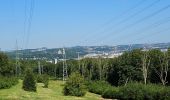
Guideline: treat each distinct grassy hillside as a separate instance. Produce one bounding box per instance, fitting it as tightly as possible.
[0,80,102,100]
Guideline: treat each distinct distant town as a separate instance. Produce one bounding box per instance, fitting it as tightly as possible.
[4,42,170,64]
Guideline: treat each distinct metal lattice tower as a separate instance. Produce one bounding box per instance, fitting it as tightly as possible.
[15,40,21,76]
[38,61,41,75]
[77,52,81,72]
[62,48,68,81]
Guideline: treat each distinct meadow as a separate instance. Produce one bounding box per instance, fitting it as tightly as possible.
[0,80,102,100]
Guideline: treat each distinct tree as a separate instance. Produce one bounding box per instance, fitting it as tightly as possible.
[155,52,169,85]
[23,69,36,92]
[148,49,163,83]
[63,72,86,97]
[0,52,13,76]
[142,51,150,84]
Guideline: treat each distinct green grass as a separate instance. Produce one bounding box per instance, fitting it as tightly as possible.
[0,80,102,100]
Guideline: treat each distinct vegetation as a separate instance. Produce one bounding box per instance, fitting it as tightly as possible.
[102,87,119,99]
[63,72,86,97]
[36,74,49,88]
[0,76,18,89]
[87,81,114,95]
[0,48,170,99]
[0,52,14,76]
[0,52,18,89]
[0,80,101,100]
[36,74,44,83]
[102,82,170,100]
[43,75,49,88]
[23,69,37,92]
[7,48,169,87]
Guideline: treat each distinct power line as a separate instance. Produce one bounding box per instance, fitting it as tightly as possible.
[86,0,160,43]
[22,0,28,49]
[133,27,170,43]
[74,0,148,45]
[25,0,35,49]
[92,4,170,45]
[21,0,35,60]
[15,40,21,76]
[110,17,170,43]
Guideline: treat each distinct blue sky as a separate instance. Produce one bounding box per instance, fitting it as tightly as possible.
[0,0,170,50]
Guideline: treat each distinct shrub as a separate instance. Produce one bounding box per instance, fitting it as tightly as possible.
[63,72,86,97]
[153,87,170,100]
[87,81,113,95]
[101,82,170,100]
[22,69,36,92]
[119,82,144,100]
[36,74,44,83]
[42,74,49,88]
[119,83,170,100]
[0,76,18,89]
[36,74,49,88]
[102,87,119,99]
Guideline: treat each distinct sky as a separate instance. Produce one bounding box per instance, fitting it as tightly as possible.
[0,0,170,50]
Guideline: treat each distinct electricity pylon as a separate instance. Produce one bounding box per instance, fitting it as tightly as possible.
[77,52,81,72]
[15,40,21,76]
[61,48,68,81]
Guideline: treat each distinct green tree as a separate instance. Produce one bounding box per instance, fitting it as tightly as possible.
[63,72,86,97]
[0,52,13,76]
[23,69,36,92]
[148,49,163,83]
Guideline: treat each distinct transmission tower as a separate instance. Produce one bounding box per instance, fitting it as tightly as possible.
[38,61,41,75]
[128,44,132,51]
[77,52,81,72]
[62,48,68,81]
[15,40,21,76]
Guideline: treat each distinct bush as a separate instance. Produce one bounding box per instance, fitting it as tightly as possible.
[101,82,170,100]
[36,74,49,88]
[0,76,18,89]
[36,74,44,83]
[63,72,86,97]
[42,74,49,88]
[102,87,119,99]
[87,81,113,95]
[118,82,170,100]
[152,87,170,100]
[22,69,36,92]
[119,82,144,100]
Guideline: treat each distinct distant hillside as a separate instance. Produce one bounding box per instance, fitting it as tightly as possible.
[5,42,170,60]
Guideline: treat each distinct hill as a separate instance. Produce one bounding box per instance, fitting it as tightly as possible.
[5,42,170,60]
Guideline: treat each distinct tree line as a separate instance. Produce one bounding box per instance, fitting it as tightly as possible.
[1,48,170,86]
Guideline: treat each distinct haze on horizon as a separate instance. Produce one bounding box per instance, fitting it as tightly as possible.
[0,0,170,51]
